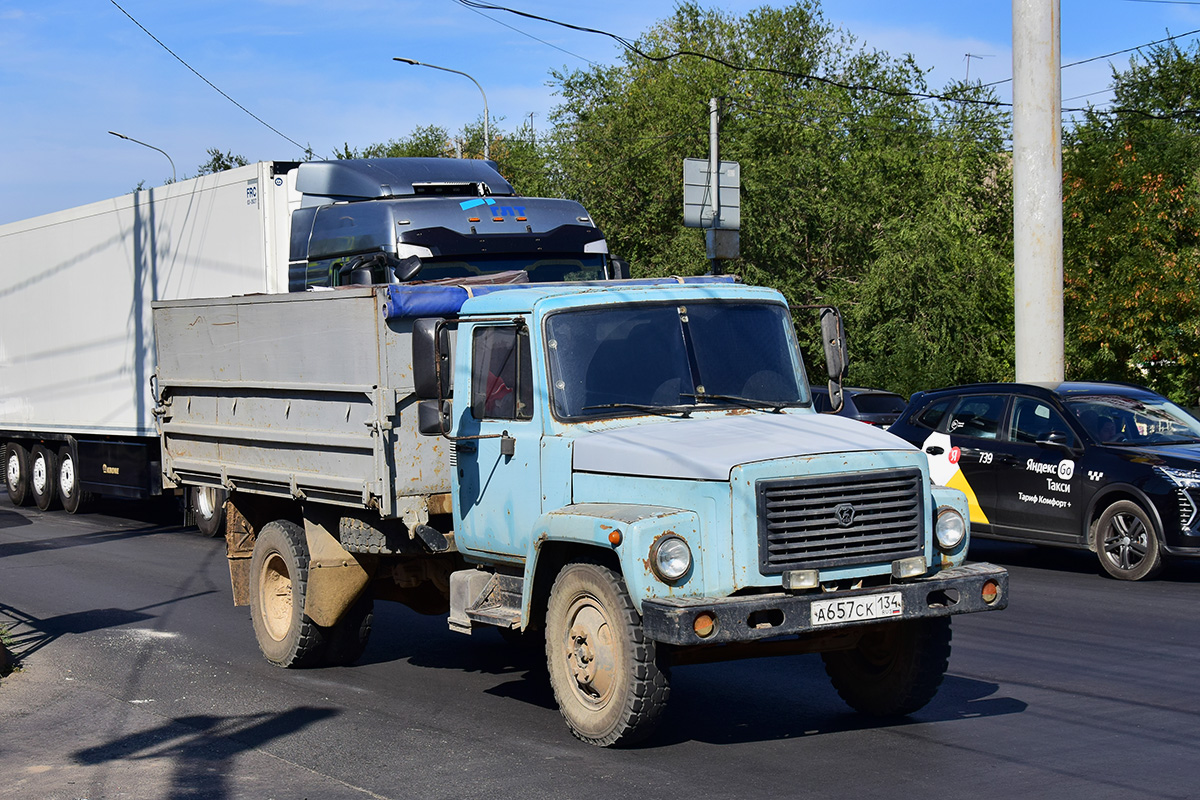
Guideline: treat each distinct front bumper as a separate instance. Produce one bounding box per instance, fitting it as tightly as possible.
[640,562,1008,646]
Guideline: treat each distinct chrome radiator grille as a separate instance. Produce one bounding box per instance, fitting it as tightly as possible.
[756,469,925,573]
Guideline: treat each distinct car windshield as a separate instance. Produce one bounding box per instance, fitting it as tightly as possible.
[545,301,808,419]
[1064,393,1200,445]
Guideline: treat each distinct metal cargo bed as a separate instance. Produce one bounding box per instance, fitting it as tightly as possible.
[152,287,449,521]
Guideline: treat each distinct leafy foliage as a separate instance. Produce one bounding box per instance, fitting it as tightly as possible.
[339,3,1017,395]
[1064,41,1200,403]
[196,148,249,176]
[544,2,1013,393]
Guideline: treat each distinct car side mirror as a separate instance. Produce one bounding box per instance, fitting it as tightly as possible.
[1036,430,1076,453]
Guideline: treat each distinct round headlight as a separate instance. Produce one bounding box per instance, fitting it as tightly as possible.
[935,508,967,550]
[652,536,692,582]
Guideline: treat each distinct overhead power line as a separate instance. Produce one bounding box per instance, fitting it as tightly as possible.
[109,0,313,157]
[454,0,1011,109]
[455,0,1200,124]
[456,1,597,66]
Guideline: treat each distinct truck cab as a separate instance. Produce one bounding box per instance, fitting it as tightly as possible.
[411,280,1007,744]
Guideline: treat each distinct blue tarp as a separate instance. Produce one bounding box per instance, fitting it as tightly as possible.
[382,276,737,319]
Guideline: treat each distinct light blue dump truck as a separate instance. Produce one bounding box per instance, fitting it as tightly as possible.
[153,277,1008,746]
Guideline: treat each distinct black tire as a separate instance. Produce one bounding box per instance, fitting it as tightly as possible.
[249,520,327,668]
[57,446,93,515]
[322,593,374,667]
[30,445,59,512]
[1096,500,1163,581]
[192,486,227,538]
[5,443,32,507]
[544,560,670,747]
[822,616,952,717]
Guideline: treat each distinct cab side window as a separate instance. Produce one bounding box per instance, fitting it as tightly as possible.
[915,398,952,429]
[471,325,533,421]
[1010,397,1073,444]
[945,395,1007,440]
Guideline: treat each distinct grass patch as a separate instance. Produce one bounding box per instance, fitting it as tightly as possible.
[0,625,16,677]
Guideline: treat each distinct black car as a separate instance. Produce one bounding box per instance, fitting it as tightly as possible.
[888,381,1200,580]
[811,385,908,427]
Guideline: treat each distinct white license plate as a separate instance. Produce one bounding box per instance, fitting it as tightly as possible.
[810,592,903,626]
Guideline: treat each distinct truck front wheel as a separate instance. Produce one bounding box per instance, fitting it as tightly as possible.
[544,561,670,747]
[249,520,327,668]
[821,616,952,717]
[5,443,31,506]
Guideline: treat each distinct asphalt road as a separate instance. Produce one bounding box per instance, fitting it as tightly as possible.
[2,498,1199,800]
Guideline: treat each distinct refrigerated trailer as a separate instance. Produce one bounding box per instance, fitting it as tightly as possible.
[1,157,616,527]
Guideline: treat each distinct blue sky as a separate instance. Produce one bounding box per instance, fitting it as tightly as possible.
[3,0,1199,225]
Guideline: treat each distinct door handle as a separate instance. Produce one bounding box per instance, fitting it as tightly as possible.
[925,446,944,455]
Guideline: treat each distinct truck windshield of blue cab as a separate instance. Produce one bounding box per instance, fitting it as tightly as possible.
[545,301,807,420]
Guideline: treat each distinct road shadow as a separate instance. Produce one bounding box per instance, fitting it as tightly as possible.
[73,706,339,800]
[968,538,1200,583]
[0,499,188,560]
[353,603,1024,745]
[0,507,33,530]
[644,656,1026,748]
[0,592,214,667]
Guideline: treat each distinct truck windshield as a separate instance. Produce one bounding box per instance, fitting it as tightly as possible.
[305,254,607,288]
[418,255,607,283]
[545,301,808,420]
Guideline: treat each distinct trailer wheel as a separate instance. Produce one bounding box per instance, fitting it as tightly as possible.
[57,446,93,515]
[192,486,227,538]
[544,560,670,747]
[322,593,374,667]
[249,520,327,668]
[5,443,32,506]
[30,445,59,512]
[822,617,952,717]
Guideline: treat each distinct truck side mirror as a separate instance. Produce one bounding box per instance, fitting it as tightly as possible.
[413,318,451,401]
[819,306,848,413]
[610,256,630,280]
[417,399,452,436]
[394,254,422,282]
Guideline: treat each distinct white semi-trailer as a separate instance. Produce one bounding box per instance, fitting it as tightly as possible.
[1,157,616,531]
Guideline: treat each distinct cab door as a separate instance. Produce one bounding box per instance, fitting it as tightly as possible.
[452,321,542,561]
[984,395,1083,542]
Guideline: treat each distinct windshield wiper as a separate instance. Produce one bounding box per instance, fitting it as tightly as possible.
[680,392,796,413]
[582,403,694,418]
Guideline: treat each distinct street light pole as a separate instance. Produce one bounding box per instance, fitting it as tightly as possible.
[108,130,176,183]
[393,58,489,160]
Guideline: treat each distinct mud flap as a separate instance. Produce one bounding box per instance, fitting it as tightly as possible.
[303,514,372,627]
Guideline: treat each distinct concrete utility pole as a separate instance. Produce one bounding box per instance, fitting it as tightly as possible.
[1012,0,1064,383]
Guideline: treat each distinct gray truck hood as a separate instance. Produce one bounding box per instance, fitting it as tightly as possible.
[572,412,915,481]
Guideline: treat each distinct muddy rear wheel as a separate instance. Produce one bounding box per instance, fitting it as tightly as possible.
[249,520,327,667]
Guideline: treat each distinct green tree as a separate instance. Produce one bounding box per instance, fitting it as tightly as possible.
[1064,41,1200,403]
[196,148,249,175]
[546,2,1013,393]
[337,125,454,159]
